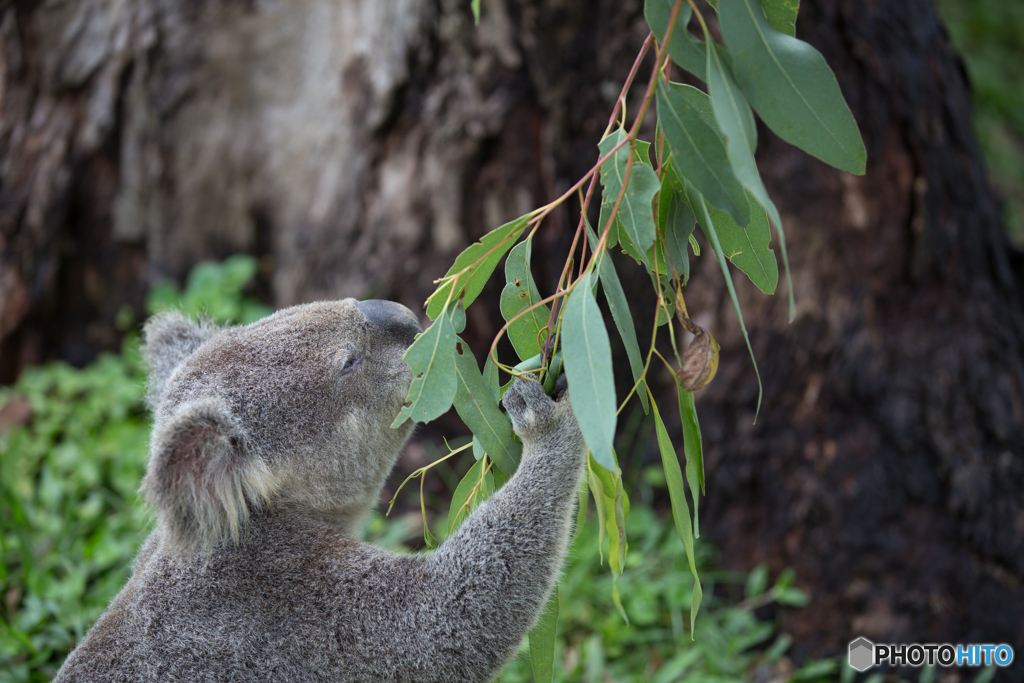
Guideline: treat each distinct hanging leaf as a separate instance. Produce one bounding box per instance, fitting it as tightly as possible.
[705,193,778,295]
[453,341,521,476]
[585,221,650,414]
[588,455,630,623]
[529,589,559,683]
[759,0,799,36]
[658,161,696,285]
[657,80,750,226]
[598,129,660,269]
[425,213,535,319]
[644,0,707,80]
[678,382,705,496]
[707,0,801,36]
[500,238,550,361]
[562,271,617,471]
[447,457,488,535]
[651,398,702,634]
[685,181,764,417]
[392,303,459,428]
[704,35,793,315]
[718,0,866,175]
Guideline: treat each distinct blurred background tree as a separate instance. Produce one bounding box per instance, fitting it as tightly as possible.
[0,0,1021,680]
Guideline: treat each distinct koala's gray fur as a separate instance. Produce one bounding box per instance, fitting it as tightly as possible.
[55,298,588,682]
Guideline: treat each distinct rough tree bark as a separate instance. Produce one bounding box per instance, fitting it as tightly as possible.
[1,0,1021,672]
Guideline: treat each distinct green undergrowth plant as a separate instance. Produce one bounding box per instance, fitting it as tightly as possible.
[395,0,866,676]
[0,256,270,683]
[498,503,837,683]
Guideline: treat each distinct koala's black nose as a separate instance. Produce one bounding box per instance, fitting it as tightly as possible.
[356,299,422,347]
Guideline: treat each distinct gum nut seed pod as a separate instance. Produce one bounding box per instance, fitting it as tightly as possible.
[679,325,720,391]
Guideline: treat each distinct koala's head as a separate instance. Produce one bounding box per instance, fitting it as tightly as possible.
[140,299,421,553]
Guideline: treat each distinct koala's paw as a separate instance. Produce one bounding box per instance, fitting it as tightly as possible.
[502,375,579,446]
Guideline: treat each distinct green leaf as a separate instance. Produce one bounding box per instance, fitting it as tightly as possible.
[598,130,660,269]
[705,193,778,294]
[679,390,702,539]
[706,0,801,37]
[759,0,799,36]
[745,563,769,598]
[453,340,521,476]
[425,213,534,319]
[529,589,559,683]
[677,383,705,496]
[562,271,617,471]
[391,303,459,427]
[471,0,481,24]
[645,0,707,80]
[686,181,763,417]
[500,238,550,361]
[658,161,696,285]
[657,81,749,226]
[718,0,866,174]
[704,34,793,315]
[651,398,702,634]
[584,221,649,414]
[448,457,487,535]
[589,455,629,623]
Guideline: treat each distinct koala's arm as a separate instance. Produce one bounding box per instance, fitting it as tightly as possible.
[362,378,587,681]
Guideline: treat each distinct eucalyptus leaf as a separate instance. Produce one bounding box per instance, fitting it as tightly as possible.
[686,181,764,417]
[391,303,458,428]
[585,219,649,413]
[447,458,487,535]
[658,161,696,285]
[425,213,534,319]
[529,589,559,683]
[644,0,706,79]
[678,382,705,496]
[705,35,793,315]
[678,386,703,538]
[657,80,749,226]
[500,238,550,361]
[651,398,702,634]
[718,0,866,174]
[563,271,617,472]
[453,340,521,476]
[598,129,660,269]
[705,193,778,295]
[759,0,799,36]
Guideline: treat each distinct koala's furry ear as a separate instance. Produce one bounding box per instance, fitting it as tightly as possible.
[141,398,279,553]
[142,312,223,410]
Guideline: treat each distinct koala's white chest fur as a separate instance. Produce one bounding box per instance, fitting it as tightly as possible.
[55,299,587,683]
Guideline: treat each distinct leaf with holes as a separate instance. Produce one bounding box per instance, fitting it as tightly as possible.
[500,238,550,361]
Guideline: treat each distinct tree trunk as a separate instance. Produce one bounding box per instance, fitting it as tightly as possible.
[2,0,1021,669]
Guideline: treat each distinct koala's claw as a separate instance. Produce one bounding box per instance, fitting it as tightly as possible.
[502,375,573,441]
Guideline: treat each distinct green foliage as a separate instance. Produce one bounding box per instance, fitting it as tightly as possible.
[562,272,617,472]
[499,505,834,683]
[718,0,866,174]
[392,2,868,668]
[0,257,268,682]
[146,254,272,323]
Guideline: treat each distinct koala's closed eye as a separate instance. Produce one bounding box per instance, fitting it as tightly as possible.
[338,353,363,376]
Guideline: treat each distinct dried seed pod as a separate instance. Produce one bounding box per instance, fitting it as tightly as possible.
[678,324,720,391]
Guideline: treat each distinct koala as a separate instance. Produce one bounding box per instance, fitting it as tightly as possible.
[55,298,588,682]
